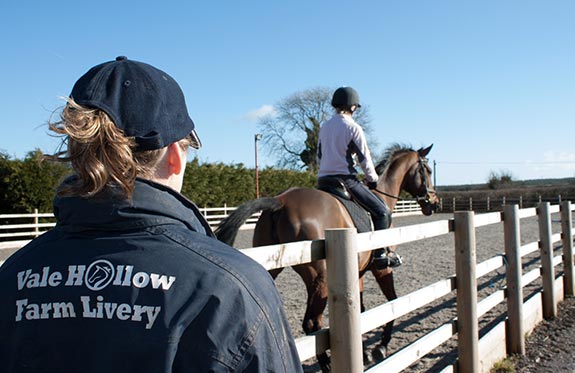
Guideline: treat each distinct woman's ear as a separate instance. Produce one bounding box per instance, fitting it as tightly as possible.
[166,143,185,176]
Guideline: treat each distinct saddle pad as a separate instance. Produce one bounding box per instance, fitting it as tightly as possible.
[329,194,372,234]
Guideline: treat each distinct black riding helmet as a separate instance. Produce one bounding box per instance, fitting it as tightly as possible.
[331,86,362,109]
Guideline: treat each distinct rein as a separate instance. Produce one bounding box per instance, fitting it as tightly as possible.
[373,188,410,201]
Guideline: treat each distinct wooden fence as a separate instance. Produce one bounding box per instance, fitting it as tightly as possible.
[438,194,573,213]
[237,201,574,372]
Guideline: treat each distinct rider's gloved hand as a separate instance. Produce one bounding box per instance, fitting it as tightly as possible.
[367,181,377,190]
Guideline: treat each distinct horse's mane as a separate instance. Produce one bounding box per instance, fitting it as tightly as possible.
[375,143,414,176]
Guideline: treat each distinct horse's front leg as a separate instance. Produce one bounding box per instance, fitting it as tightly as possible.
[358,271,367,313]
[359,275,376,367]
[370,266,397,362]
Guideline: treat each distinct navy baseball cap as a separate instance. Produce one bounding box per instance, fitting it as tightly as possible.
[70,56,201,151]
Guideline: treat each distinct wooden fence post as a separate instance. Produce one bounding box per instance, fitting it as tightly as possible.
[325,228,363,373]
[538,202,557,318]
[454,211,479,373]
[453,197,456,212]
[33,208,39,237]
[503,205,525,354]
[561,201,574,296]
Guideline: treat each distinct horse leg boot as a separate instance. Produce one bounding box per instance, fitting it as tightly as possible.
[372,248,403,269]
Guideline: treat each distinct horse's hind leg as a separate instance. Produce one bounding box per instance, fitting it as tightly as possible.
[294,263,328,335]
[304,279,330,373]
[292,262,330,372]
[370,267,398,361]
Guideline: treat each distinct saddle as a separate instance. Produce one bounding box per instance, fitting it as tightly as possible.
[317,177,372,234]
[317,177,403,268]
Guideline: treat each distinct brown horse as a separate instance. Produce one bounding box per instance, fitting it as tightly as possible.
[215,144,439,371]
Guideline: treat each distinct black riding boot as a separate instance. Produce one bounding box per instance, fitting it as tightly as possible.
[371,213,402,269]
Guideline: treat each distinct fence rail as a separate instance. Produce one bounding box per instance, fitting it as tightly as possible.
[438,193,573,213]
[0,200,423,245]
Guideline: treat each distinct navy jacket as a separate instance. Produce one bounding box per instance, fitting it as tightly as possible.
[0,179,302,372]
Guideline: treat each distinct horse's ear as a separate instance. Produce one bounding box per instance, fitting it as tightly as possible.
[418,144,433,157]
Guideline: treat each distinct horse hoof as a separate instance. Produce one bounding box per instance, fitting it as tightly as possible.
[371,344,387,362]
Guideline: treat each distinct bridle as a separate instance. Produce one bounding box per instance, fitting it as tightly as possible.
[415,157,437,204]
[374,156,436,203]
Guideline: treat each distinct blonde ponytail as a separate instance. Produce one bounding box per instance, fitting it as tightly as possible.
[47,99,163,198]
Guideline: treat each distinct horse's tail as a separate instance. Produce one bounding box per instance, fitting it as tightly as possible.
[214,197,282,246]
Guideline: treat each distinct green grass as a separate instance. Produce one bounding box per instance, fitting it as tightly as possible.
[490,355,519,373]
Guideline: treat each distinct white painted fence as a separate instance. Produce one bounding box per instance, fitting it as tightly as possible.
[0,200,422,246]
[236,202,574,372]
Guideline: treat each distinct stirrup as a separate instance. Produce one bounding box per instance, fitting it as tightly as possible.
[372,248,403,269]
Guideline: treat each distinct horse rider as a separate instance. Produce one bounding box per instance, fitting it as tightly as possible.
[317,86,400,269]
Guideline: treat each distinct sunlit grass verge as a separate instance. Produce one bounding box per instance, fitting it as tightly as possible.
[490,355,519,373]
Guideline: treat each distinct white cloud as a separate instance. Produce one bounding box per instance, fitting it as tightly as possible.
[543,150,575,163]
[241,105,276,122]
[529,150,575,176]
[544,151,575,172]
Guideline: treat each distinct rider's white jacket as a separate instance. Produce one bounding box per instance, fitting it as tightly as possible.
[317,113,378,183]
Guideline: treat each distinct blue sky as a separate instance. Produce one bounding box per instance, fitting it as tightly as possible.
[1,1,574,186]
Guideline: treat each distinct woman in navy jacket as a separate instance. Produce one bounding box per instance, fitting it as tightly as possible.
[0,56,302,373]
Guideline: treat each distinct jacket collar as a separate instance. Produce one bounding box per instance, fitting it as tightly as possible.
[53,177,214,237]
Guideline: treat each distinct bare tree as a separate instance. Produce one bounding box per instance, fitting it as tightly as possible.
[258,87,373,171]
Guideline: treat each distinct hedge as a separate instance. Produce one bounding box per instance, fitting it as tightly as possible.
[0,152,316,213]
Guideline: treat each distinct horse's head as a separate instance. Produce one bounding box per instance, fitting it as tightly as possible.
[375,144,439,216]
[406,144,439,215]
